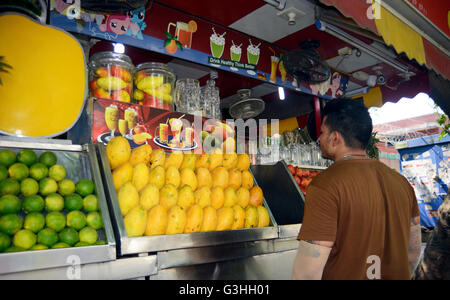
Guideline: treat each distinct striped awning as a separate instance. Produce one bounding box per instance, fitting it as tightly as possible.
[320,0,450,81]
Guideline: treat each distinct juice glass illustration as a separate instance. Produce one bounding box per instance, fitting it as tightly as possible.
[230,42,242,62]
[155,123,169,144]
[118,119,128,136]
[210,28,226,58]
[169,118,183,147]
[104,104,119,141]
[124,107,137,139]
[247,42,260,66]
[167,21,197,49]
[270,56,280,83]
[184,127,194,148]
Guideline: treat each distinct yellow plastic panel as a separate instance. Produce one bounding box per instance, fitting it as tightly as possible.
[0,14,86,137]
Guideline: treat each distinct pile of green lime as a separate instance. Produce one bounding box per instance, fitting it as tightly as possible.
[0,148,106,253]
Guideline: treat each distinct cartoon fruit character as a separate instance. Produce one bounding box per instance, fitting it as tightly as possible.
[164,31,182,54]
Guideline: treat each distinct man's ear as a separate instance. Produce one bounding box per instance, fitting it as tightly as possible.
[331,131,344,147]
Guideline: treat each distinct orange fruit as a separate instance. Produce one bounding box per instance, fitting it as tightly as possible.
[249,186,263,207]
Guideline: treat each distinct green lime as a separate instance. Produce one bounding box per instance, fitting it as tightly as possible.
[79,226,98,245]
[75,241,90,247]
[39,177,58,196]
[59,227,79,246]
[0,232,11,252]
[0,194,21,214]
[30,244,48,250]
[83,194,99,212]
[37,228,59,247]
[20,178,39,197]
[0,214,23,235]
[17,149,37,167]
[51,242,69,249]
[8,162,29,181]
[4,246,25,252]
[0,178,20,196]
[44,193,64,212]
[86,211,104,230]
[58,179,75,196]
[45,211,66,232]
[0,165,7,181]
[66,210,86,231]
[22,195,45,213]
[39,151,57,167]
[0,149,16,168]
[65,193,83,211]
[94,240,106,245]
[48,164,66,182]
[29,163,49,181]
[13,229,36,249]
[76,179,95,197]
[23,212,45,233]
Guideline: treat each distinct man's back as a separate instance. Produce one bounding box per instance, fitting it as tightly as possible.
[298,158,419,279]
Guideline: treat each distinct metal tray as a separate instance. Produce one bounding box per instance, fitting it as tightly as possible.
[0,140,116,275]
[95,143,278,256]
[251,160,306,238]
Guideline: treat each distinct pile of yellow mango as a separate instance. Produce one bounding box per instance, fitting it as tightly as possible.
[105,137,271,237]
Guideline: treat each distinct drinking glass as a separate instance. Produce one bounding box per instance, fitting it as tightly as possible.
[104,104,119,142]
[175,78,201,115]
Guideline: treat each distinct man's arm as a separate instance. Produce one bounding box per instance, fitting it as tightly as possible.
[408,216,422,277]
[292,240,333,280]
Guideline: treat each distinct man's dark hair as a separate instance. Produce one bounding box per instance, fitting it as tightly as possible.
[322,98,373,149]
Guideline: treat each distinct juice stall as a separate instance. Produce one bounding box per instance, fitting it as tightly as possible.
[0,0,449,279]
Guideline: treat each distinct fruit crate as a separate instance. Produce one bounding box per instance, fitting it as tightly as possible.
[0,140,116,275]
[95,143,278,256]
[250,161,306,239]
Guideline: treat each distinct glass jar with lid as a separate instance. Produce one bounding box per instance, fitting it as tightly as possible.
[133,62,176,110]
[88,52,134,103]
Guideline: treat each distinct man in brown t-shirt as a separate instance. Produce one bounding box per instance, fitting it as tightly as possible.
[292,98,421,280]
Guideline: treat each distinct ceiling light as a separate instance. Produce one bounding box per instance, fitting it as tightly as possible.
[345,86,370,97]
[278,87,285,100]
[114,43,125,54]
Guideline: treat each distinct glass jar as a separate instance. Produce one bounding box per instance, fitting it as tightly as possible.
[174,78,201,115]
[133,62,176,110]
[88,52,134,103]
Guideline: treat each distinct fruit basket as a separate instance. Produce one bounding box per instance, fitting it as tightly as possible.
[95,142,278,256]
[0,139,116,275]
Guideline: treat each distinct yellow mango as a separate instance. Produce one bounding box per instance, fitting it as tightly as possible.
[244,205,259,229]
[236,187,250,209]
[129,144,152,167]
[148,165,165,189]
[145,204,167,236]
[257,206,270,228]
[118,181,139,216]
[124,205,147,237]
[177,185,195,211]
[223,186,237,208]
[195,153,210,169]
[139,183,159,211]
[184,204,203,233]
[166,205,187,235]
[112,162,133,191]
[132,162,149,192]
[181,152,197,170]
[211,186,224,210]
[134,89,145,101]
[211,167,228,189]
[164,150,183,169]
[201,206,217,232]
[208,148,223,171]
[195,186,211,208]
[196,167,212,189]
[165,165,180,188]
[222,152,238,170]
[231,204,245,230]
[106,136,131,170]
[236,153,251,171]
[150,149,165,168]
[180,168,198,191]
[137,75,164,90]
[160,184,178,210]
[216,207,234,231]
[228,168,242,190]
[97,76,127,91]
[241,170,254,190]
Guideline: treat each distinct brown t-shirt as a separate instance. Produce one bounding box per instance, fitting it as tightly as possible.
[298,158,419,280]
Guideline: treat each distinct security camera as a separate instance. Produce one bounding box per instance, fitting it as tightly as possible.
[377,75,386,85]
